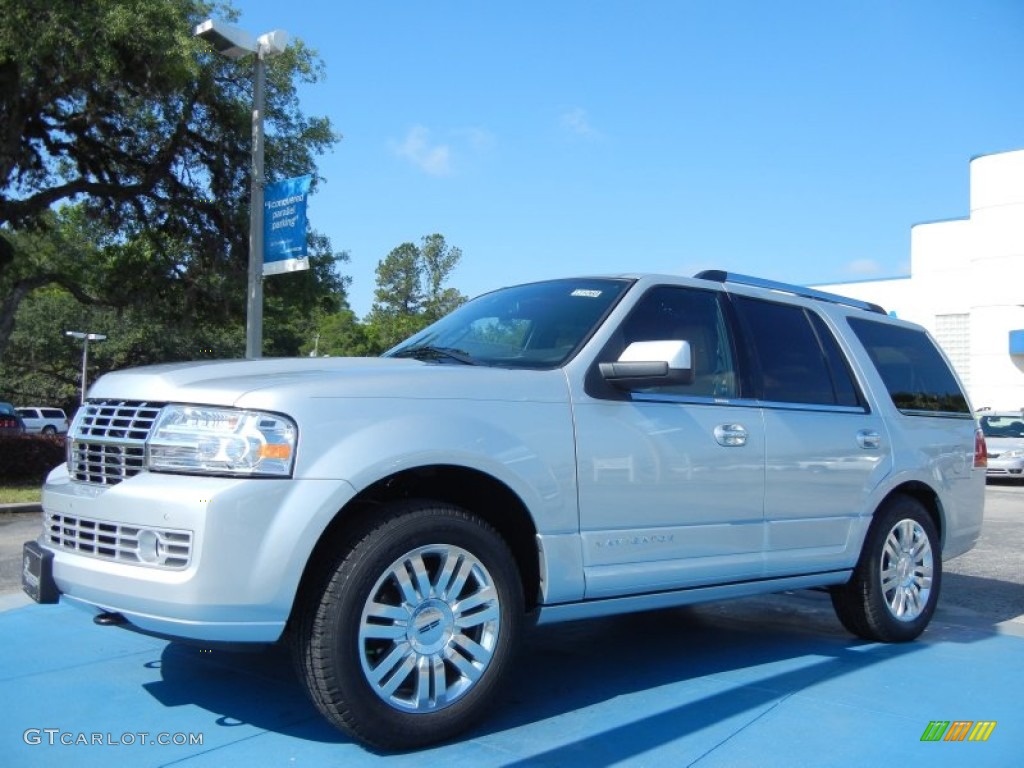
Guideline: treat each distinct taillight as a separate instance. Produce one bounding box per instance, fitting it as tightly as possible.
[974,427,987,468]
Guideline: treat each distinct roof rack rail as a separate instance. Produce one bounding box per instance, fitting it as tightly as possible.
[695,270,887,315]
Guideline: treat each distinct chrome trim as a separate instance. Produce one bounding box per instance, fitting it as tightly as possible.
[68,401,165,485]
[630,392,868,415]
[43,511,192,569]
[695,270,887,314]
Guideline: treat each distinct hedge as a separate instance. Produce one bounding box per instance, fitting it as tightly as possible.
[0,434,67,483]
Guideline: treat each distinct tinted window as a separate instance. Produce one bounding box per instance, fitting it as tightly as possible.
[618,286,738,398]
[733,297,850,406]
[848,317,969,414]
[808,313,861,407]
[41,409,65,418]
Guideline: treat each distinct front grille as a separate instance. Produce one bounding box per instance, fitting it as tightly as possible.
[69,400,164,485]
[43,512,193,569]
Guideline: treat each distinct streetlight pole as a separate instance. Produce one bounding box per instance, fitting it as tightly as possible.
[247,50,266,359]
[65,331,107,406]
[194,20,289,360]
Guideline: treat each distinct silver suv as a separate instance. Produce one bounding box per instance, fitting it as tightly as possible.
[23,271,986,750]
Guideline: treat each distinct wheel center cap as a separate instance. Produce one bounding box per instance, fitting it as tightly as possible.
[896,552,913,584]
[408,600,453,654]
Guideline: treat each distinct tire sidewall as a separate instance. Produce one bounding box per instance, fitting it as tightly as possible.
[860,497,942,642]
[317,503,522,747]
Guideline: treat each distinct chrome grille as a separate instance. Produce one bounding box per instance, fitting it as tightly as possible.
[69,400,164,485]
[43,512,192,569]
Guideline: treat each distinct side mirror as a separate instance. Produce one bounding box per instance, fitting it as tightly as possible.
[599,340,694,390]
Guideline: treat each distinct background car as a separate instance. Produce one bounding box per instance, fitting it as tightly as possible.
[0,402,26,436]
[15,407,69,435]
[979,410,1024,482]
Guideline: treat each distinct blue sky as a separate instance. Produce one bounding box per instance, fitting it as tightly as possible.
[229,0,1024,317]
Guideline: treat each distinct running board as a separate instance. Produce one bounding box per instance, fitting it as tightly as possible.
[534,571,851,625]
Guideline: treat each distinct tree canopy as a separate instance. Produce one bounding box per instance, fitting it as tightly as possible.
[365,234,466,351]
[0,1,475,411]
[0,0,344,364]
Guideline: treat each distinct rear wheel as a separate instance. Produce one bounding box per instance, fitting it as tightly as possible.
[831,495,941,642]
[292,501,523,750]
[41,425,56,435]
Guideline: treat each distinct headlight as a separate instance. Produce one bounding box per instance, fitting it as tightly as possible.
[1003,449,1024,459]
[147,406,297,477]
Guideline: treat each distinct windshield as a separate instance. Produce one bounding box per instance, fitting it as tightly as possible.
[980,414,1024,439]
[385,278,631,369]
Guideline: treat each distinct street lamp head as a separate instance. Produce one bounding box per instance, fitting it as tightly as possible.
[65,331,106,341]
[194,19,257,59]
[257,29,290,56]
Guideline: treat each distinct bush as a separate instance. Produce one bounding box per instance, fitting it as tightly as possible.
[0,434,66,483]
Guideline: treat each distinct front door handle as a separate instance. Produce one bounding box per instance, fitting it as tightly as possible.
[857,430,881,449]
[714,424,748,447]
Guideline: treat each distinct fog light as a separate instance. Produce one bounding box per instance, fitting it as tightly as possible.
[136,530,161,563]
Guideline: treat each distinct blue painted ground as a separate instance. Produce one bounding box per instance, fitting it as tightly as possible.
[1,589,1019,767]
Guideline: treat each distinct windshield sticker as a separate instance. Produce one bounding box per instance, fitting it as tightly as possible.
[571,289,603,298]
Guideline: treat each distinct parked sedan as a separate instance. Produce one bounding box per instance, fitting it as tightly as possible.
[979,411,1024,481]
[0,402,26,436]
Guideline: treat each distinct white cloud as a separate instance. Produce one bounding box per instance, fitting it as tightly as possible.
[457,126,496,152]
[392,126,452,176]
[844,258,883,275]
[560,107,598,138]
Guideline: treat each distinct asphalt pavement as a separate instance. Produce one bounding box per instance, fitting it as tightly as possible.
[1,486,1021,767]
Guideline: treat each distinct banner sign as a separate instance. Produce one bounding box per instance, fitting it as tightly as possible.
[263,174,312,275]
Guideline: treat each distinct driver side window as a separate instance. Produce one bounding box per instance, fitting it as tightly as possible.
[623,286,738,398]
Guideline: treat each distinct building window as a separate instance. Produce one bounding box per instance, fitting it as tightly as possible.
[934,314,970,390]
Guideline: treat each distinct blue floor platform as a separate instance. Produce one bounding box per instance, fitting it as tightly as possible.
[1,589,1020,767]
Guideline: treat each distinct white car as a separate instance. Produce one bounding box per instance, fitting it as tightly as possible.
[16,406,69,435]
[979,411,1024,481]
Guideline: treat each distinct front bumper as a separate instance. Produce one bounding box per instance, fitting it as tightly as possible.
[985,458,1024,478]
[37,465,356,642]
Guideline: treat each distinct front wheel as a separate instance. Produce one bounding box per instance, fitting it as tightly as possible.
[831,495,941,642]
[292,501,523,750]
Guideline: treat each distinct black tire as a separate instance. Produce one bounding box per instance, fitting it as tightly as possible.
[42,426,56,435]
[830,494,941,642]
[291,500,523,750]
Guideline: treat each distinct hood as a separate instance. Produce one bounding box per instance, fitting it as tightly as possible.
[87,357,570,408]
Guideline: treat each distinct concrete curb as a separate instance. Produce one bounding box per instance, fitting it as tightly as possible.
[0,502,41,513]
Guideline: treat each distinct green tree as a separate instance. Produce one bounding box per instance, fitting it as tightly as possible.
[0,286,247,412]
[0,0,344,361]
[365,234,466,352]
[300,307,373,358]
[420,233,466,321]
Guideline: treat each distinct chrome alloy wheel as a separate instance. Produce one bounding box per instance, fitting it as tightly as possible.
[358,544,501,713]
[879,519,934,622]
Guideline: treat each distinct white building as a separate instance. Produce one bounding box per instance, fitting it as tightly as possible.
[816,148,1024,411]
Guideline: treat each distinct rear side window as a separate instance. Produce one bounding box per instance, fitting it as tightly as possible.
[732,296,860,406]
[848,317,969,415]
[41,409,65,419]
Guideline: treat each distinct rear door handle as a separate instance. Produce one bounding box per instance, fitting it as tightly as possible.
[857,430,881,449]
[714,424,748,447]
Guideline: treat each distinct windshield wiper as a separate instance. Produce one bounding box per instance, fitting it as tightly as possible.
[391,345,479,365]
